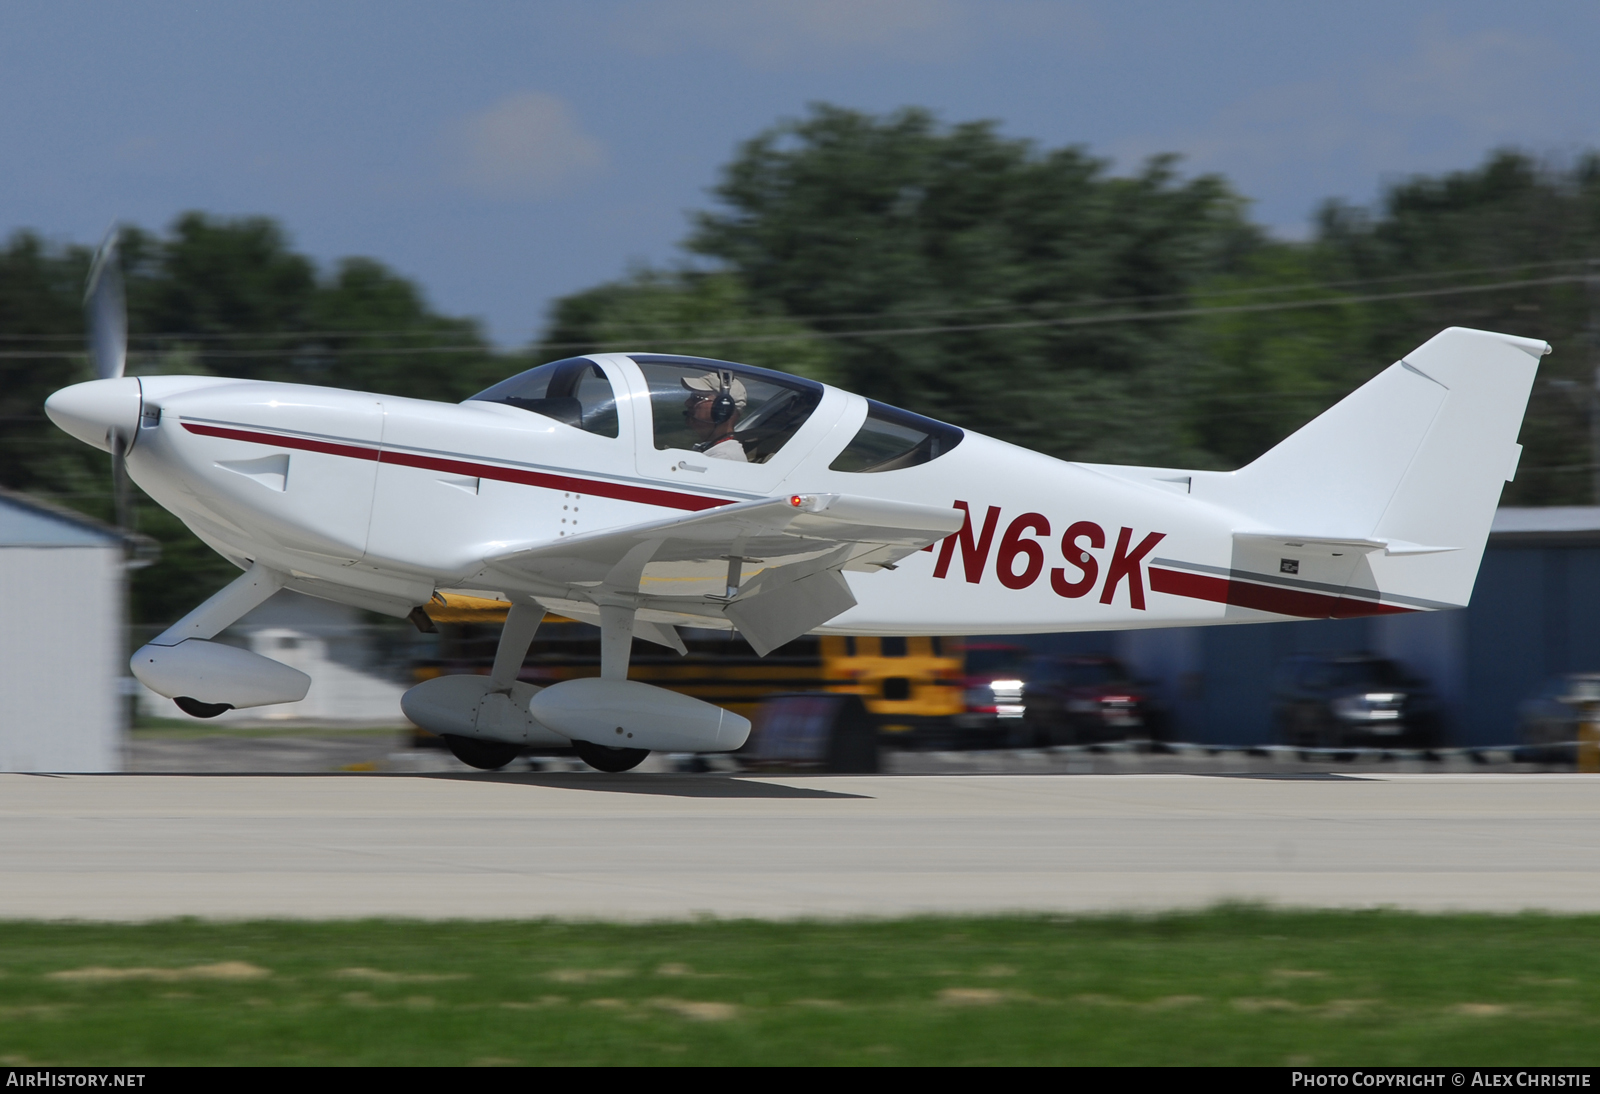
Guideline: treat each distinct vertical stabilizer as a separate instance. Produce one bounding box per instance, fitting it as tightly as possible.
[1198,327,1545,610]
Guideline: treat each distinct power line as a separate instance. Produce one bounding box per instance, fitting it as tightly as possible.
[556,256,1600,334]
[0,326,486,344]
[540,273,1587,350]
[0,344,498,361]
[0,269,1585,361]
[1,257,1595,345]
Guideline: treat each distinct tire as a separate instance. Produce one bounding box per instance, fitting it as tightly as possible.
[1405,716,1441,751]
[1021,712,1054,748]
[572,740,650,772]
[175,696,232,719]
[441,734,522,771]
[1064,715,1094,746]
[1285,707,1320,748]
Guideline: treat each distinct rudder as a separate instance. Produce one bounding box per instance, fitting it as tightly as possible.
[1199,326,1545,610]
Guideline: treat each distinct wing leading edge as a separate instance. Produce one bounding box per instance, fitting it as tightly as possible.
[470,493,963,654]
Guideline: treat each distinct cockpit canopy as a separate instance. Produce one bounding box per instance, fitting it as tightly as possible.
[466,357,619,438]
[631,355,822,465]
[828,399,964,474]
[468,353,963,472]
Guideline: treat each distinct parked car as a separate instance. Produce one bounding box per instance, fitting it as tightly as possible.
[1272,653,1440,749]
[950,642,1033,747]
[1516,673,1600,761]
[1020,655,1163,746]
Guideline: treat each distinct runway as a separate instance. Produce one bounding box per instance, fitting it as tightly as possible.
[3,772,1598,920]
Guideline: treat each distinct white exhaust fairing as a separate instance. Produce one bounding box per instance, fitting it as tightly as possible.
[530,678,751,752]
[131,639,310,708]
[401,674,571,746]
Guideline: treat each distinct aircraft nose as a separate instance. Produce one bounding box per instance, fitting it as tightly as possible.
[44,377,143,452]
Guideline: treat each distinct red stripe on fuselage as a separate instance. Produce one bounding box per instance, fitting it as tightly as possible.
[183,422,381,463]
[376,448,732,511]
[1148,565,1416,618]
[181,421,734,512]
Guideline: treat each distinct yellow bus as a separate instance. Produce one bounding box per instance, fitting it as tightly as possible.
[413,596,969,741]
[817,635,964,738]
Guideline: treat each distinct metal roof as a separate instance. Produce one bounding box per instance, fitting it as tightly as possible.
[1489,507,1600,545]
[0,488,153,558]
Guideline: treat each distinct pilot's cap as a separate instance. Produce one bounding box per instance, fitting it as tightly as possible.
[681,371,748,407]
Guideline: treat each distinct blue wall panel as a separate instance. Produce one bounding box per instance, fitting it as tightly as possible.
[1561,547,1600,673]
[997,541,1600,747]
[1190,617,1373,744]
[1466,548,1560,744]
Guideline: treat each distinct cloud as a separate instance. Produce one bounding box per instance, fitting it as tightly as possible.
[1361,28,1552,145]
[1109,26,1579,230]
[448,92,606,199]
[612,0,967,67]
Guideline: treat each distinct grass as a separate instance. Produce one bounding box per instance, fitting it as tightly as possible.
[0,908,1597,1066]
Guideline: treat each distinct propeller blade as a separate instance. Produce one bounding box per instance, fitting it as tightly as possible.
[109,428,133,532]
[85,226,127,381]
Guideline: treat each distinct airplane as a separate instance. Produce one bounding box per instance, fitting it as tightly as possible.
[44,233,1546,771]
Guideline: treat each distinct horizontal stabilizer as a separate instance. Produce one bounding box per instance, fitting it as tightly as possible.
[1233,532,1458,556]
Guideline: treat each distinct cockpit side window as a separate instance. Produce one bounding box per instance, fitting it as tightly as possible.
[829,400,964,473]
[630,355,823,465]
[466,357,620,438]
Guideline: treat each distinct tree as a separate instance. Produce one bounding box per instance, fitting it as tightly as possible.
[0,214,509,623]
[0,231,105,511]
[682,104,1262,465]
[1193,150,1600,501]
[534,268,834,381]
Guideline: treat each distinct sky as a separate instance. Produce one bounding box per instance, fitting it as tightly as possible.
[3,1,1597,347]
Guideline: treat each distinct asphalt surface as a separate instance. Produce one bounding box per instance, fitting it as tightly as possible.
[4,768,1598,920]
[124,728,1571,776]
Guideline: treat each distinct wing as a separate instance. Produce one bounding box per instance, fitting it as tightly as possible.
[468,493,962,655]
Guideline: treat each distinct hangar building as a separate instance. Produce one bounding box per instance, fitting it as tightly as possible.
[1046,507,1600,747]
[0,490,144,771]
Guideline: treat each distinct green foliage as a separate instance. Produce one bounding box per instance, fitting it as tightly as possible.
[684,104,1264,466]
[0,214,511,623]
[1196,150,1600,496]
[125,213,504,400]
[0,910,1598,1065]
[1184,245,1383,468]
[0,232,108,524]
[535,267,835,381]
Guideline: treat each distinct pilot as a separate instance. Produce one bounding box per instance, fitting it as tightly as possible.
[681,371,749,462]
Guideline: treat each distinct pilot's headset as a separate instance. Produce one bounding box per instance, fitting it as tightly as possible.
[709,370,737,424]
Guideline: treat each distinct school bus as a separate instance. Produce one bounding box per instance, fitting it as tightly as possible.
[816,635,965,739]
[412,595,968,741]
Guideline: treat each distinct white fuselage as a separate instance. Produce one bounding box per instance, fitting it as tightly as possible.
[108,351,1423,636]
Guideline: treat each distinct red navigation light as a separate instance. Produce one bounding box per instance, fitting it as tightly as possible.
[789,495,804,507]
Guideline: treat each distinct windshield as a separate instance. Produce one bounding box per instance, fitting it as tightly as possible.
[830,400,963,473]
[467,357,619,438]
[631,355,823,465]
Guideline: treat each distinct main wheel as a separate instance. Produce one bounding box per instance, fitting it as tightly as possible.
[175,696,232,719]
[572,741,650,773]
[441,734,522,771]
